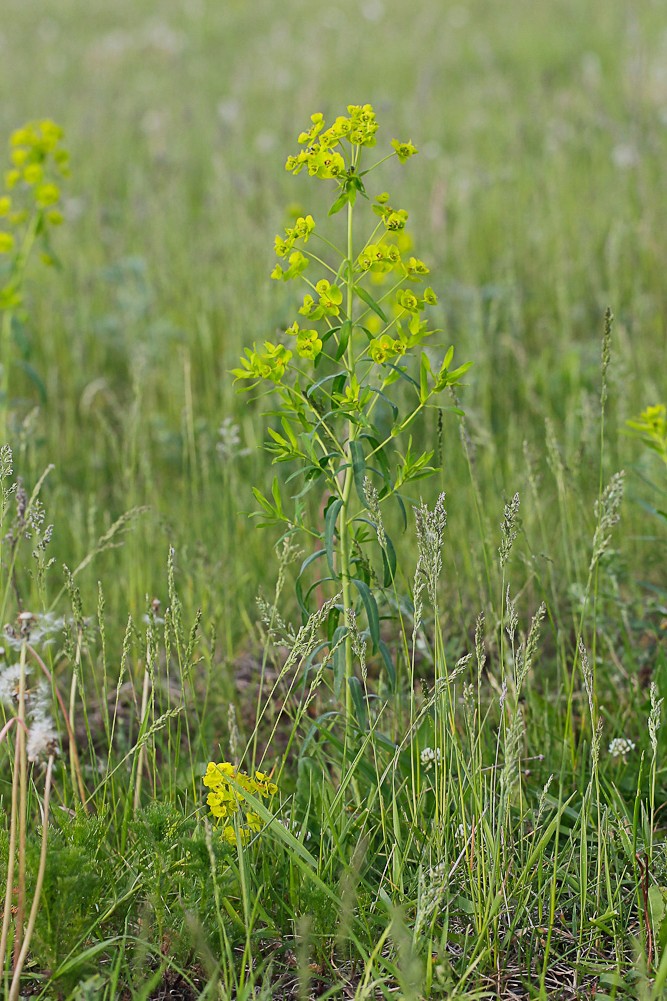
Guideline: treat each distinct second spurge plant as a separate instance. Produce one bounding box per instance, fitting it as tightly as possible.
[233,104,471,725]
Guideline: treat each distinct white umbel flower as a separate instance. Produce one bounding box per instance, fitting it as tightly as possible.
[420,746,441,769]
[608,737,635,759]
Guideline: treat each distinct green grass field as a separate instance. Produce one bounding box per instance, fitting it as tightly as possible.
[1,0,667,997]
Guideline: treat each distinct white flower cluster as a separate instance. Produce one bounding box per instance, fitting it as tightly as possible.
[0,662,29,704]
[26,706,58,763]
[217,417,250,462]
[420,746,442,769]
[280,818,311,841]
[608,737,635,758]
[0,662,59,762]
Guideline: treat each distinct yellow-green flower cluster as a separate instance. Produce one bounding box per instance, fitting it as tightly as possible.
[391,138,418,162]
[0,197,13,255]
[357,242,402,274]
[233,106,436,388]
[286,320,323,360]
[627,404,667,464]
[285,104,379,178]
[272,214,316,281]
[299,278,343,320]
[356,241,431,284]
[366,285,438,364]
[232,341,292,385]
[203,761,278,846]
[271,250,309,282]
[274,214,315,258]
[372,192,408,232]
[1,120,68,257]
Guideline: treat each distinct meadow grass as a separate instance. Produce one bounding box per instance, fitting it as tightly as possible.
[0,0,667,997]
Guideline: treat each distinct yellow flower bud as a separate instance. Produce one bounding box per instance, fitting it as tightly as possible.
[23,163,43,185]
[35,182,60,207]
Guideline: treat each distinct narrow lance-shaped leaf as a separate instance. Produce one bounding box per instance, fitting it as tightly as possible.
[381,533,397,586]
[348,676,368,730]
[335,319,352,361]
[354,283,389,323]
[295,548,327,617]
[351,577,380,651]
[350,439,368,506]
[324,498,343,578]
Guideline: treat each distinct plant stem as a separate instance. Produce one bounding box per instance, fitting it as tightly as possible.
[133,655,152,813]
[9,754,55,1001]
[13,639,28,969]
[340,196,356,732]
[0,213,40,445]
[0,720,21,977]
[0,309,12,445]
[27,643,88,810]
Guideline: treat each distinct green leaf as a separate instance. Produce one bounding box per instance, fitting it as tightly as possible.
[441,345,454,371]
[395,494,407,531]
[354,284,388,323]
[271,476,283,515]
[650,884,665,929]
[359,433,392,488]
[15,360,47,405]
[295,548,327,617]
[324,498,343,578]
[335,319,352,360]
[332,624,348,699]
[326,603,340,640]
[328,188,350,216]
[351,577,380,651]
[381,533,397,586]
[385,361,419,389]
[350,439,367,505]
[419,351,432,403]
[368,387,399,424]
[348,676,367,730]
[348,173,367,197]
[251,486,276,516]
[249,482,282,524]
[306,369,346,398]
[302,575,336,609]
[378,639,396,690]
[281,415,299,448]
[660,910,667,954]
[54,936,126,978]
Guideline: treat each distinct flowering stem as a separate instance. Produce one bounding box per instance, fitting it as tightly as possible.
[8,754,54,1001]
[13,638,28,969]
[0,716,24,746]
[0,716,21,976]
[133,657,152,813]
[340,196,356,732]
[0,309,11,444]
[0,213,39,444]
[27,642,88,810]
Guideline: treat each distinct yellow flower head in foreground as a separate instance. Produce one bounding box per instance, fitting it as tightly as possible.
[203,760,278,845]
[1,119,69,277]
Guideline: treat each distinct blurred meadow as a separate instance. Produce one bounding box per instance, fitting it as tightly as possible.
[0,0,665,627]
[1,0,667,996]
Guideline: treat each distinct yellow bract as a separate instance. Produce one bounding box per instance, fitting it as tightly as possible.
[0,119,69,281]
[203,760,278,845]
